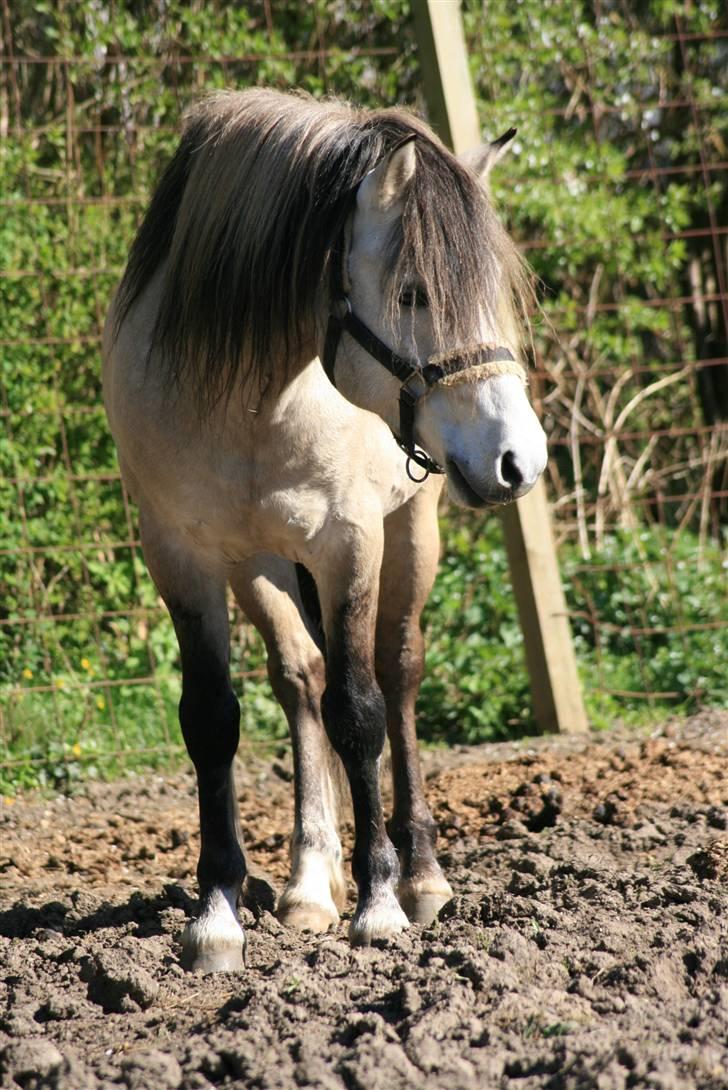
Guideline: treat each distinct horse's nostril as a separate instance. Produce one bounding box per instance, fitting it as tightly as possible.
[500,450,523,490]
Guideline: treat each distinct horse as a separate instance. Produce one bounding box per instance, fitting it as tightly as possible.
[103,88,547,972]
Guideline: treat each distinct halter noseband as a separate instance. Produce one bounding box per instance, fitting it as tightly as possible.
[321,231,525,483]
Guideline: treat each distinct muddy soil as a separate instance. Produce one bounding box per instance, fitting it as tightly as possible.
[1,711,727,1090]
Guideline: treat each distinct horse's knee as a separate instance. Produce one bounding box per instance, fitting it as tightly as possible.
[320,673,387,768]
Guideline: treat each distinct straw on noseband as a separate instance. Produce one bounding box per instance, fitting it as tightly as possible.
[425,348,526,386]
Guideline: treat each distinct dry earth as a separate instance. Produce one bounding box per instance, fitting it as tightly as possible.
[1,711,727,1090]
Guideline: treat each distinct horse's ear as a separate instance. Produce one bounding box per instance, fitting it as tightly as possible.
[461,127,517,182]
[357,136,417,214]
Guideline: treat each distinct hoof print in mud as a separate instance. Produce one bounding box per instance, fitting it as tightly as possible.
[686,842,728,881]
[80,952,159,1013]
[242,873,278,917]
[121,1048,183,1090]
[508,777,563,833]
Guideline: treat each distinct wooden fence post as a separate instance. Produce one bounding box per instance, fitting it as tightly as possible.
[412,0,589,733]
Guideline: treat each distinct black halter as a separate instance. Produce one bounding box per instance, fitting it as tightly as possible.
[321,235,518,482]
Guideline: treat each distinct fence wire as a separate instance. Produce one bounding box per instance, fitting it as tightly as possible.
[1,3,726,788]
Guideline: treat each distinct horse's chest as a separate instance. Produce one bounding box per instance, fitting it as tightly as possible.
[172,466,331,565]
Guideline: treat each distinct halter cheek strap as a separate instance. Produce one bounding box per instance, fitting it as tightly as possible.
[322,237,526,481]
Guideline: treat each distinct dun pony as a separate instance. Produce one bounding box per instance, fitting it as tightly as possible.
[104,88,547,970]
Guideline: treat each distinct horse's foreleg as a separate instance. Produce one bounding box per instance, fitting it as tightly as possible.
[377,480,453,924]
[231,556,345,933]
[313,524,409,945]
[140,515,247,972]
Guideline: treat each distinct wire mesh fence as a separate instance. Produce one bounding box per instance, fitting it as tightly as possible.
[1,1,726,790]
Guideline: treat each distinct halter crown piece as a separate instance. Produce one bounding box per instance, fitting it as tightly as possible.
[322,182,527,482]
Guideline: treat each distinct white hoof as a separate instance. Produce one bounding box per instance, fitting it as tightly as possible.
[349,890,410,946]
[180,887,246,973]
[277,848,346,933]
[277,896,339,934]
[398,875,454,925]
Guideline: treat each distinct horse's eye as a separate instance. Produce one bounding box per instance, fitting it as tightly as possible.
[399,288,428,309]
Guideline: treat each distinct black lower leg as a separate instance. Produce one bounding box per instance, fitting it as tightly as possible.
[321,657,398,901]
[173,608,246,897]
[386,727,441,882]
[388,811,439,883]
[378,634,442,883]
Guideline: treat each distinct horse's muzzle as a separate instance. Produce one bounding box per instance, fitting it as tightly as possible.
[445,459,513,509]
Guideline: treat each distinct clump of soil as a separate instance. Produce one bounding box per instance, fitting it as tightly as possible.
[1,711,726,1089]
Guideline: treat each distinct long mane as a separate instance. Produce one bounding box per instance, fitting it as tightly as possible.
[114,88,529,409]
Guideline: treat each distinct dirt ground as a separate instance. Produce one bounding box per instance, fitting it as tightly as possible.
[1,711,727,1090]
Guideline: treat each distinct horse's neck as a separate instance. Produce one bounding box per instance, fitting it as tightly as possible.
[260,361,422,516]
[228,356,356,433]
[114,271,417,506]
[225,355,399,473]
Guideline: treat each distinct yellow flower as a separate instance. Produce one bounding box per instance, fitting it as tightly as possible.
[81,658,91,672]
[71,742,82,757]
[54,677,65,689]
[96,697,106,711]
[22,668,33,680]
[4,796,15,806]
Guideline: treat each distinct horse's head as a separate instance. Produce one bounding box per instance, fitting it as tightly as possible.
[330,129,547,508]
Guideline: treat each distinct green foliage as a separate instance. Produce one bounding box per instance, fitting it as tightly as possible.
[1,0,726,792]
[465,0,728,515]
[563,527,728,724]
[421,516,528,743]
[419,517,727,746]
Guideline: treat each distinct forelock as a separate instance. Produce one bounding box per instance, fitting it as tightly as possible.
[381,135,530,353]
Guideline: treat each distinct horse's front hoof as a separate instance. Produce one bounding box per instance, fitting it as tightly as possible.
[398,876,454,925]
[180,887,246,973]
[349,892,410,945]
[277,899,339,934]
[277,847,347,932]
[180,935,245,973]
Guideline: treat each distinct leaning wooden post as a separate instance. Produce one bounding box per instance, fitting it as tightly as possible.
[412,0,589,734]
